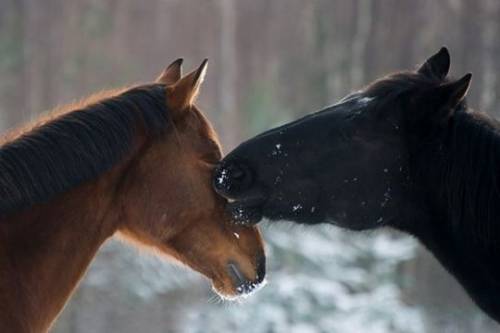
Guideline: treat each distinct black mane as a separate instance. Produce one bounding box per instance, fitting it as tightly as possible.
[0,84,169,215]
[368,72,500,248]
[370,72,499,247]
[444,109,500,248]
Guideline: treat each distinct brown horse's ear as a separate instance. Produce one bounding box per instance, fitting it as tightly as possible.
[156,58,183,85]
[417,47,450,80]
[167,59,208,113]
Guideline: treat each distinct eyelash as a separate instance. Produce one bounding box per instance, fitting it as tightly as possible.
[201,144,222,163]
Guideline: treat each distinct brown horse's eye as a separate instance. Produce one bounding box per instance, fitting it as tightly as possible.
[202,150,222,164]
[198,140,221,164]
[203,139,222,161]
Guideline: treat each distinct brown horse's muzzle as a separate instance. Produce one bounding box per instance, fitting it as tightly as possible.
[207,224,267,299]
[166,217,266,300]
[227,253,266,295]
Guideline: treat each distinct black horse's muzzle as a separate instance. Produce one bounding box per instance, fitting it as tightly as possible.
[213,159,254,198]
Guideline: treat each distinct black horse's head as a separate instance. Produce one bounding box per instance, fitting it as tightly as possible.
[214,48,471,230]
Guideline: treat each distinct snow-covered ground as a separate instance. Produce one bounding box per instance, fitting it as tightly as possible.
[56,222,427,333]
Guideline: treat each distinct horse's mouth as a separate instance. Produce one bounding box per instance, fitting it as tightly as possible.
[225,197,266,225]
[216,278,267,301]
[211,259,267,301]
[212,278,267,301]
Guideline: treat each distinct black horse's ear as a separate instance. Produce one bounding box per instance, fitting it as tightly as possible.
[417,47,450,80]
[424,73,472,123]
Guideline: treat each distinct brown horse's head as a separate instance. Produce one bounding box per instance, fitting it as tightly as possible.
[119,60,266,299]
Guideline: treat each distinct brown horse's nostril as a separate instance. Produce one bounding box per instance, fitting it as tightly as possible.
[227,262,246,286]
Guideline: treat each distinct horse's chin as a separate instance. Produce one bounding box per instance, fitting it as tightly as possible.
[211,278,267,302]
[226,200,264,225]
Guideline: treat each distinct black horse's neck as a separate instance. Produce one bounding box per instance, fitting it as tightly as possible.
[405,108,500,321]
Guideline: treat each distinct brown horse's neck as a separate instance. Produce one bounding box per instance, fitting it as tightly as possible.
[0,171,124,332]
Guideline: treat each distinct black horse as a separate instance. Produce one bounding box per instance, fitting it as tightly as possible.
[214,48,500,322]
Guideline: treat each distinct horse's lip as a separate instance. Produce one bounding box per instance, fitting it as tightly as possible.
[226,195,265,206]
[212,279,267,301]
[221,186,267,207]
[226,197,266,225]
[225,262,267,298]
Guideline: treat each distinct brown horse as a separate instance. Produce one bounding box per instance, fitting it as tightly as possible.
[0,60,266,332]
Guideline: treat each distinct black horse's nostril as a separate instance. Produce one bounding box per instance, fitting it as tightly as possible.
[230,166,245,180]
[213,160,253,196]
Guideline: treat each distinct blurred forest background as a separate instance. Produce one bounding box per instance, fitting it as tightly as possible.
[1,0,500,332]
